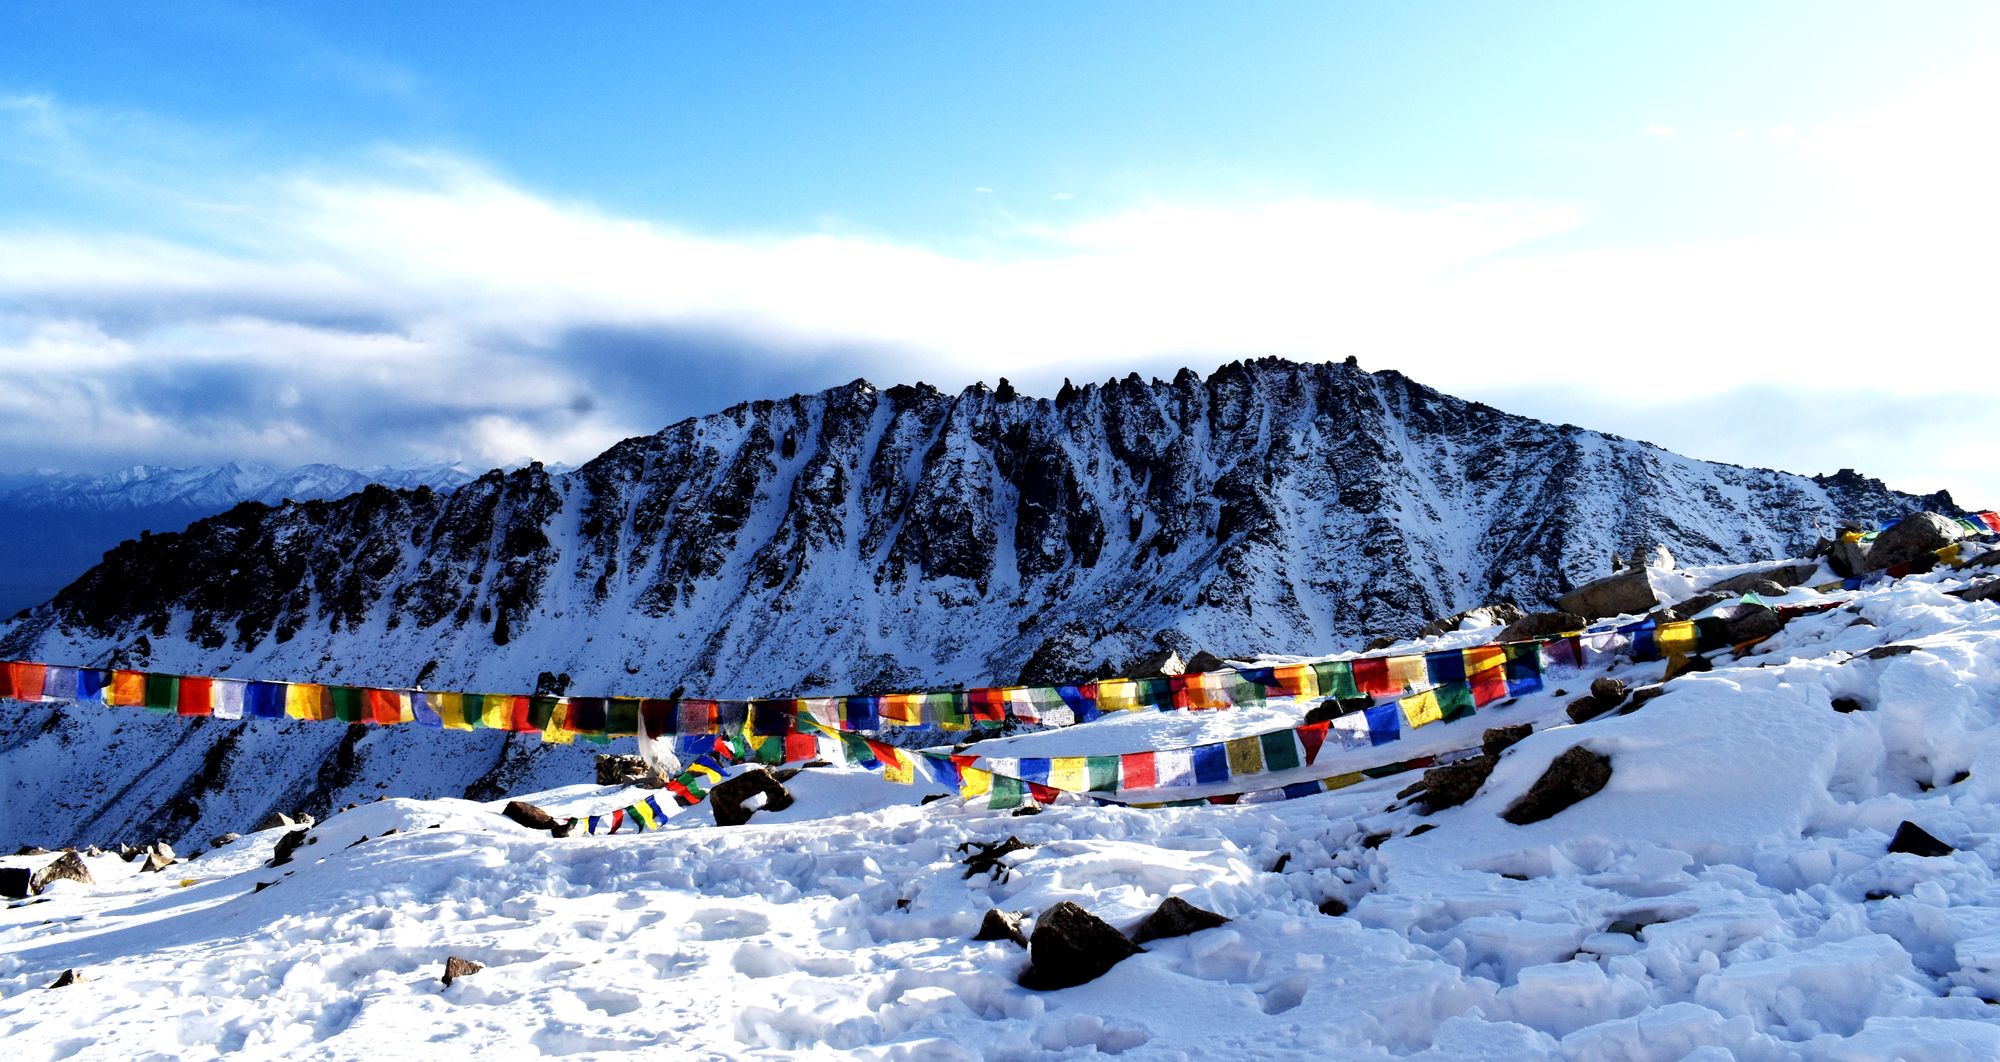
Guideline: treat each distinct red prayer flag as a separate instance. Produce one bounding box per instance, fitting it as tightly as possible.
[1296,722,1329,764]
[1119,752,1157,790]
[177,676,212,717]
[1351,657,1394,697]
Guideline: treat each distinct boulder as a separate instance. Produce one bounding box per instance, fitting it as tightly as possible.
[1494,611,1585,643]
[1721,608,1790,646]
[1182,651,1229,674]
[139,846,174,874]
[1653,593,1725,623]
[973,909,1029,948]
[594,754,668,789]
[1662,653,1713,681]
[1952,579,2000,605]
[210,833,242,848]
[1635,544,1675,570]
[47,969,83,989]
[1503,746,1613,825]
[1018,902,1144,990]
[1129,896,1229,944]
[1556,568,1659,622]
[30,852,94,892]
[1121,649,1185,677]
[14,845,49,857]
[1415,756,1495,813]
[1888,821,1954,858]
[268,828,310,868]
[1825,538,1872,577]
[1418,603,1527,639]
[1482,724,1534,759]
[1704,562,1818,596]
[441,955,484,986]
[710,767,795,828]
[501,800,560,832]
[0,866,33,899]
[1869,513,1967,571]
[1590,677,1629,707]
[254,812,296,833]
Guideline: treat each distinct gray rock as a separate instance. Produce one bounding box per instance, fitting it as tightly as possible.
[14,845,50,857]
[138,849,174,874]
[1418,603,1526,639]
[1129,896,1230,944]
[1494,611,1585,643]
[1721,607,1790,645]
[254,812,296,832]
[1868,512,1967,571]
[30,852,94,892]
[710,767,795,828]
[1018,902,1143,990]
[1503,746,1613,825]
[1556,568,1659,622]
[1415,756,1496,813]
[1825,538,1873,577]
[1654,593,1725,623]
[47,969,83,989]
[210,833,242,848]
[1482,724,1534,759]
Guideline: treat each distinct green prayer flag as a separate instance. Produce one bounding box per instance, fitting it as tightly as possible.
[1086,756,1120,792]
[1259,730,1301,772]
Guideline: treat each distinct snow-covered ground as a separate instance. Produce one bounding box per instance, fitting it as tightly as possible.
[7,561,2000,1058]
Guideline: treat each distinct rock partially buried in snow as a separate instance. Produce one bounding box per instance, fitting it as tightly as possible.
[973,909,1029,948]
[0,866,32,899]
[1503,747,1613,825]
[501,800,561,833]
[1703,562,1818,596]
[210,832,241,848]
[1129,896,1230,944]
[441,956,484,986]
[1867,512,1967,571]
[594,754,668,789]
[1888,821,1954,858]
[1494,611,1585,643]
[30,852,93,892]
[46,969,83,989]
[138,843,175,874]
[1419,603,1526,639]
[253,812,296,833]
[1018,902,1143,990]
[268,828,309,868]
[1556,568,1659,622]
[710,767,796,827]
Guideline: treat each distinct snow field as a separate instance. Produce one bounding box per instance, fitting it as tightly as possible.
[5,563,2000,1057]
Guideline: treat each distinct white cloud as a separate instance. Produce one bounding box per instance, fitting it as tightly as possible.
[1,68,1997,502]
[1645,123,1676,138]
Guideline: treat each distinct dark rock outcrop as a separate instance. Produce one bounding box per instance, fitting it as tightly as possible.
[974,909,1029,948]
[441,956,484,986]
[31,852,94,891]
[501,800,560,833]
[710,767,795,827]
[1130,896,1230,944]
[1888,821,1954,858]
[1019,902,1144,990]
[1503,747,1613,825]
[1495,611,1585,643]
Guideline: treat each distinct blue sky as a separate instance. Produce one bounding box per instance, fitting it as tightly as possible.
[3,2,1997,502]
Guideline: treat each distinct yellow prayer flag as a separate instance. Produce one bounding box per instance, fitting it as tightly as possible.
[883,749,915,785]
[1657,620,1698,657]
[1399,689,1443,729]
[1049,757,1087,792]
[1095,679,1140,713]
[959,767,992,799]
[1388,655,1429,693]
[286,683,325,721]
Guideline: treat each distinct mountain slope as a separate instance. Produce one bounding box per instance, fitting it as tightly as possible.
[0,462,482,616]
[0,357,1955,848]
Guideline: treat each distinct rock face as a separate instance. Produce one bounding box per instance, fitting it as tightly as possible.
[594,755,667,789]
[0,358,1948,852]
[1019,902,1143,990]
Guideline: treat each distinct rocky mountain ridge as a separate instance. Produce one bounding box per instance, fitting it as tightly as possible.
[0,356,1954,849]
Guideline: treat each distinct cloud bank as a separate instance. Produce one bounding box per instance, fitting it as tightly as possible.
[3,72,1996,504]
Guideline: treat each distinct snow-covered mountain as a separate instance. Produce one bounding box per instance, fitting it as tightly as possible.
[0,356,1959,849]
[0,461,483,616]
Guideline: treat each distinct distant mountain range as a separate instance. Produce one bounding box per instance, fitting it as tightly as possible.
[0,357,1958,850]
[0,461,483,615]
